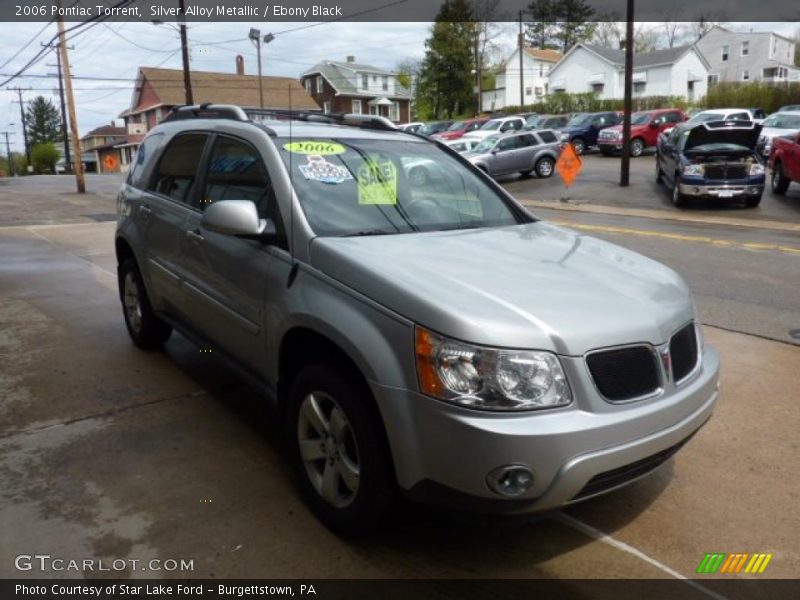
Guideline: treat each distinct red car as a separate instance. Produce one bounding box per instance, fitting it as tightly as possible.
[598,109,687,157]
[433,118,489,141]
[769,131,800,195]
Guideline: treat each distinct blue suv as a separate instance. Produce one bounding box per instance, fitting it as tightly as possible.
[655,120,765,208]
[559,111,622,154]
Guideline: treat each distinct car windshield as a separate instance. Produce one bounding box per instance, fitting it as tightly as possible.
[631,112,652,125]
[447,121,468,131]
[480,120,503,130]
[470,135,500,153]
[762,114,800,129]
[526,116,542,127]
[689,112,725,123]
[276,137,522,237]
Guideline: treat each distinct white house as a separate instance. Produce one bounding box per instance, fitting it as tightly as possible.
[546,43,710,102]
[696,26,800,84]
[481,47,562,111]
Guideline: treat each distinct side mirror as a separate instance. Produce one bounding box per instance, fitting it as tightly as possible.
[202,200,276,243]
[490,147,500,154]
[649,121,659,128]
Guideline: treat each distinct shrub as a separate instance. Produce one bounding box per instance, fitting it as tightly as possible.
[30,142,60,174]
[705,82,800,114]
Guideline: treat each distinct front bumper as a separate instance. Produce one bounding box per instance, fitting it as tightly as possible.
[371,346,720,513]
[598,141,623,152]
[678,181,764,198]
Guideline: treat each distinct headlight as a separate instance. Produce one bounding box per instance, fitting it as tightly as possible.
[750,163,765,175]
[414,326,572,411]
[682,164,704,176]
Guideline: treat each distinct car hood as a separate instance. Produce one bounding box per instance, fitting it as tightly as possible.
[760,126,799,140]
[437,130,463,140]
[464,130,499,140]
[684,122,762,150]
[309,223,694,355]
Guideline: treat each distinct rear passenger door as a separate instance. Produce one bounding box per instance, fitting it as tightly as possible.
[178,134,291,373]
[142,132,209,315]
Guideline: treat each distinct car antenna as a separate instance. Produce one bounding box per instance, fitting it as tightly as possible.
[287,84,299,287]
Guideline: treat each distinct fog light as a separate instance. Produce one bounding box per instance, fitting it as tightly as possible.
[486,465,534,497]
[749,187,760,194]
[693,187,700,194]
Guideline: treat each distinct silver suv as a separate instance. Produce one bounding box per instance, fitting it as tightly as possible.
[116,105,720,535]
[466,130,562,178]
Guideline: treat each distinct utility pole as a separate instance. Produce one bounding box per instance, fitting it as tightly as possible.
[1,131,16,177]
[10,88,31,165]
[46,42,73,173]
[620,0,634,187]
[518,11,525,110]
[55,0,85,193]
[178,0,193,104]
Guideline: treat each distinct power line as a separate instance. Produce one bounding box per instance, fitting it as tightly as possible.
[0,21,54,72]
[100,22,179,53]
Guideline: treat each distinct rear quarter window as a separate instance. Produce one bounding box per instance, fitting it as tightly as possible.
[537,130,558,144]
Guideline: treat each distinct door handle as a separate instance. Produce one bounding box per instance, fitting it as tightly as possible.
[139,205,152,220]
[185,229,204,244]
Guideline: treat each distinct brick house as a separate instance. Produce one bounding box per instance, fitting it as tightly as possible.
[116,57,319,171]
[80,123,126,173]
[300,56,413,123]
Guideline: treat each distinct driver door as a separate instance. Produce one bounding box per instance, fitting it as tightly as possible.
[177,134,291,373]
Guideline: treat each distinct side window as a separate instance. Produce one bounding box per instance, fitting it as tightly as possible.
[499,121,512,132]
[510,119,523,130]
[537,130,558,144]
[150,133,207,204]
[519,134,538,147]
[730,112,749,121]
[665,112,682,124]
[496,137,517,151]
[127,133,163,189]
[201,136,286,244]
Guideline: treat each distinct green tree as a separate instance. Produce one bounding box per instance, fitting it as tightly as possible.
[526,0,560,50]
[30,142,60,173]
[25,96,62,147]
[525,0,596,53]
[395,59,419,90]
[415,0,475,119]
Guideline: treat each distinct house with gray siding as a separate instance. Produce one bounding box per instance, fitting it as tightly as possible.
[696,26,800,84]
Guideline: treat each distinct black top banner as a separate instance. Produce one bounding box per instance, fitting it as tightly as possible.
[0,0,798,22]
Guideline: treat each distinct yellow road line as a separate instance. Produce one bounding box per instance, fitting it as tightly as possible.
[551,220,800,255]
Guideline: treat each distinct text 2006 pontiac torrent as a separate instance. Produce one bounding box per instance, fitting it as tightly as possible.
[115,105,719,534]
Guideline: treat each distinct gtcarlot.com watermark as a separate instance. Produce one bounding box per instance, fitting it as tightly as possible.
[15,554,194,573]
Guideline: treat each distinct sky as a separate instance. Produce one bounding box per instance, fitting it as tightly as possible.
[0,20,797,149]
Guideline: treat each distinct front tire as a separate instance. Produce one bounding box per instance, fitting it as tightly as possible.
[286,364,395,536]
[630,138,645,157]
[655,156,663,184]
[535,156,555,178]
[672,177,688,207]
[571,138,586,155]
[771,163,790,195]
[118,258,171,349]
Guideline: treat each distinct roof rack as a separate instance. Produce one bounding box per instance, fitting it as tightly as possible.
[162,104,399,133]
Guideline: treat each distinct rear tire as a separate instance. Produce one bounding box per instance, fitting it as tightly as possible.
[535,156,555,178]
[771,163,790,195]
[286,364,395,536]
[118,258,171,350]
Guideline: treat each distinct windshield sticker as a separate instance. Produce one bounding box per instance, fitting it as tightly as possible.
[298,155,353,184]
[283,140,346,155]
[357,159,397,205]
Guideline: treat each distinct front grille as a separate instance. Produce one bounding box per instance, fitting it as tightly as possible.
[586,346,660,401]
[704,164,748,180]
[670,323,698,383]
[572,438,691,500]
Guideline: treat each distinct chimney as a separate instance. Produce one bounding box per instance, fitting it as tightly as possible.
[346,55,355,64]
[235,55,245,75]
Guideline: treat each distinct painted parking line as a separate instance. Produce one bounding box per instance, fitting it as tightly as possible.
[551,220,800,255]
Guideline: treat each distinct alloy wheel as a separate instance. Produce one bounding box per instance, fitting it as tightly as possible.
[297,392,360,508]
[123,272,142,334]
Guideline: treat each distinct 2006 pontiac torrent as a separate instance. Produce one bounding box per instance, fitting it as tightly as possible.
[115,105,720,535]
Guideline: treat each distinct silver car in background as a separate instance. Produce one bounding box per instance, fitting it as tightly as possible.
[466,129,562,178]
[755,111,800,159]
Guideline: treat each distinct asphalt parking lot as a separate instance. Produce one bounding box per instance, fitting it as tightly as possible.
[1,173,798,593]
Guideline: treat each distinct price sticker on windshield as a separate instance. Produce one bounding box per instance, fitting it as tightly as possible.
[357,159,397,205]
[283,141,346,155]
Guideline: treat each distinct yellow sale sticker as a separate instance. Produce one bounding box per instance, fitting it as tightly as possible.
[283,140,346,155]
[357,159,397,205]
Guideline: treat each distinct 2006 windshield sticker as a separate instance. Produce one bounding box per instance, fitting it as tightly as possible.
[298,155,353,184]
[357,159,397,205]
[284,140,346,155]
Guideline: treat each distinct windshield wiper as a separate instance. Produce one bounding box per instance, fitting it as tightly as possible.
[341,229,395,237]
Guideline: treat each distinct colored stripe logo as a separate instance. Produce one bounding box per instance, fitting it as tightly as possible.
[696,553,773,574]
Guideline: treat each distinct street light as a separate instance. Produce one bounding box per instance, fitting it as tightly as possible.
[250,29,275,109]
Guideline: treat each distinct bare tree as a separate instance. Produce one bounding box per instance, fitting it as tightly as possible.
[689,15,727,42]
[661,10,688,48]
[469,0,506,113]
[634,25,661,53]
[592,20,623,48]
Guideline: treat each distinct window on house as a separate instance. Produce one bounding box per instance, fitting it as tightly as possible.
[305,78,312,94]
[362,74,368,90]
[323,101,331,114]
[525,87,532,96]
[721,45,729,61]
[389,102,399,122]
[591,83,604,93]
[352,99,362,114]
[741,41,749,56]
[150,133,208,204]
[316,76,323,93]
[382,75,388,91]
[373,75,377,82]
[633,81,646,93]
[742,70,750,81]
[535,87,543,96]
[708,74,719,86]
